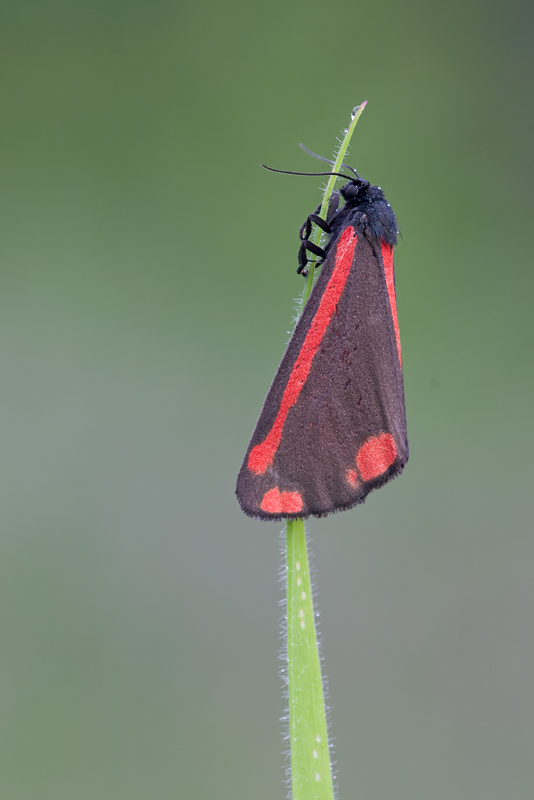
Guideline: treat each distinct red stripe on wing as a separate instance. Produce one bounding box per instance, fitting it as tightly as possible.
[248,226,358,474]
[381,242,401,366]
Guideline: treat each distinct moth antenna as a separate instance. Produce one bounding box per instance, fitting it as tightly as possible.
[298,144,336,166]
[299,143,363,180]
[261,164,355,181]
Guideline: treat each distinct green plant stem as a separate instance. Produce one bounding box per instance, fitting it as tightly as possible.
[286,518,332,800]
[302,101,367,305]
[285,103,367,800]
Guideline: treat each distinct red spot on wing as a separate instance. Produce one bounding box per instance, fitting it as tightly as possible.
[260,488,303,514]
[346,468,360,488]
[381,242,401,365]
[248,226,358,474]
[357,433,397,481]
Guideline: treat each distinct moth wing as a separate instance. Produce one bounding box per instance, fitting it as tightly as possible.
[236,228,408,520]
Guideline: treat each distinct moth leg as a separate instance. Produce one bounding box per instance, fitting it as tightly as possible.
[296,192,340,276]
[297,210,331,276]
[325,190,340,224]
[298,240,327,276]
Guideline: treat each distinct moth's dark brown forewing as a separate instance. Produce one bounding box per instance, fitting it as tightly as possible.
[236,228,408,521]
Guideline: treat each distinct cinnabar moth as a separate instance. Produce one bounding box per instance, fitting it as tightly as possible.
[236,160,408,520]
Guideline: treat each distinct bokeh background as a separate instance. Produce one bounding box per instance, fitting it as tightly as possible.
[1,1,533,798]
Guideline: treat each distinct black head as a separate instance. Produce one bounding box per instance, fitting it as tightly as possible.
[339,178,370,203]
[330,180,398,248]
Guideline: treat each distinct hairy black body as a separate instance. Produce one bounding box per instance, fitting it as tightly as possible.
[299,179,397,275]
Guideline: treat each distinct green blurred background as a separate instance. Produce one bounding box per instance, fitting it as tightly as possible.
[1,1,532,798]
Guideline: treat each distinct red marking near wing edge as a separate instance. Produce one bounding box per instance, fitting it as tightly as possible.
[346,468,361,488]
[260,488,303,514]
[248,226,358,474]
[357,433,397,481]
[381,242,401,365]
